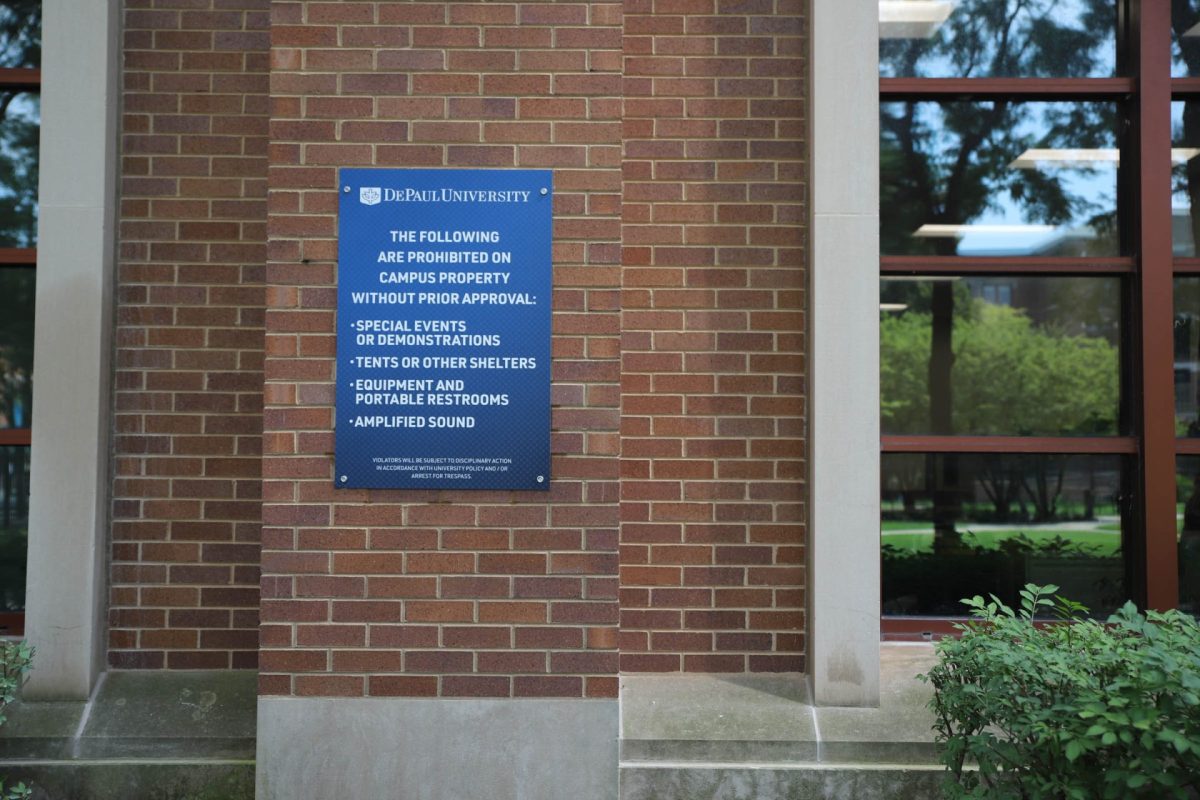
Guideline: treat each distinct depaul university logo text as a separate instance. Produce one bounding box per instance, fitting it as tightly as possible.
[363,187,533,204]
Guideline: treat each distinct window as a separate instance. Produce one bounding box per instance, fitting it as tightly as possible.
[0,0,40,637]
[878,0,1187,630]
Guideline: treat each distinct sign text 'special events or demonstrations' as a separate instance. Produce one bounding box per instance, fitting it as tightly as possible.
[336,168,552,491]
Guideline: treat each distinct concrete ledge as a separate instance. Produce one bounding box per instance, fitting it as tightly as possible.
[620,764,945,800]
[1,762,255,800]
[256,697,618,800]
[621,648,938,768]
[620,674,819,764]
[813,646,940,765]
[2,671,256,760]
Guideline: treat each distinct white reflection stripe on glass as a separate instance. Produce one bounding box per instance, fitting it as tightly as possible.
[880,276,961,282]
[1183,21,1200,38]
[879,303,909,312]
[1010,148,1200,168]
[913,224,1056,238]
[878,1,954,39]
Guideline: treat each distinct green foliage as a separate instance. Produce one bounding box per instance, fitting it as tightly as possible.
[0,639,31,726]
[882,537,1123,618]
[0,641,32,800]
[0,778,29,800]
[923,585,1200,799]
[953,305,1117,436]
[881,301,1119,437]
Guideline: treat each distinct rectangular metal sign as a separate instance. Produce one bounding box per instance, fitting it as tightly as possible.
[336,168,552,490]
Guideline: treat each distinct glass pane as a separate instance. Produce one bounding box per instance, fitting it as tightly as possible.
[0,2,40,69]
[881,276,1122,436]
[880,0,1118,79]
[0,266,33,428]
[882,452,1128,617]
[0,446,28,611]
[881,101,1121,256]
[0,91,38,247]
[1180,456,1200,616]
[1172,102,1200,257]
[1176,278,1200,434]
[1174,1,1200,78]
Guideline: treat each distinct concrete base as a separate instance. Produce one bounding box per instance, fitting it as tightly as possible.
[0,671,256,800]
[1,671,256,761]
[620,647,945,800]
[2,762,255,800]
[256,697,618,800]
[621,766,945,800]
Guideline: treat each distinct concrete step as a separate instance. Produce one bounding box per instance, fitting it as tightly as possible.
[0,671,256,800]
[619,646,946,800]
[620,763,945,800]
[0,761,255,800]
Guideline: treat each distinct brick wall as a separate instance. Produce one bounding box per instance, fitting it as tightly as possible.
[112,0,270,669]
[110,0,807,686]
[259,0,623,698]
[618,0,807,673]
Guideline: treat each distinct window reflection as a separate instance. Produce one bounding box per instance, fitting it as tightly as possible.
[1174,1,1200,78]
[0,445,28,611]
[882,453,1128,617]
[0,2,39,69]
[1179,457,1200,616]
[879,0,1117,79]
[881,101,1121,256]
[0,266,32,429]
[1175,279,1200,434]
[1171,102,1200,257]
[881,276,1122,436]
[0,92,38,247]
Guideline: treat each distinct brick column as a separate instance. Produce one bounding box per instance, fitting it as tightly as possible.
[619,0,808,675]
[111,0,270,671]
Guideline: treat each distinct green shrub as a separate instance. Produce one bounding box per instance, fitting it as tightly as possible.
[0,641,31,800]
[923,584,1200,799]
[0,777,29,800]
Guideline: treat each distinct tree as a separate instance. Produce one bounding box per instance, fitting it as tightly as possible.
[879,1,1119,544]
[882,301,1119,436]
[0,0,39,248]
[881,0,1120,259]
[0,2,38,616]
[1173,1,1200,254]
[882,300,1119,520]
[953,304,1118,436]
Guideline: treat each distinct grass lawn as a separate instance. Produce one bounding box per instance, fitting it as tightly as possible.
[882,527,1121,556]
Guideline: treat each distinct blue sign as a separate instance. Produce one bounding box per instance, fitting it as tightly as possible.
[336,169,552,490]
